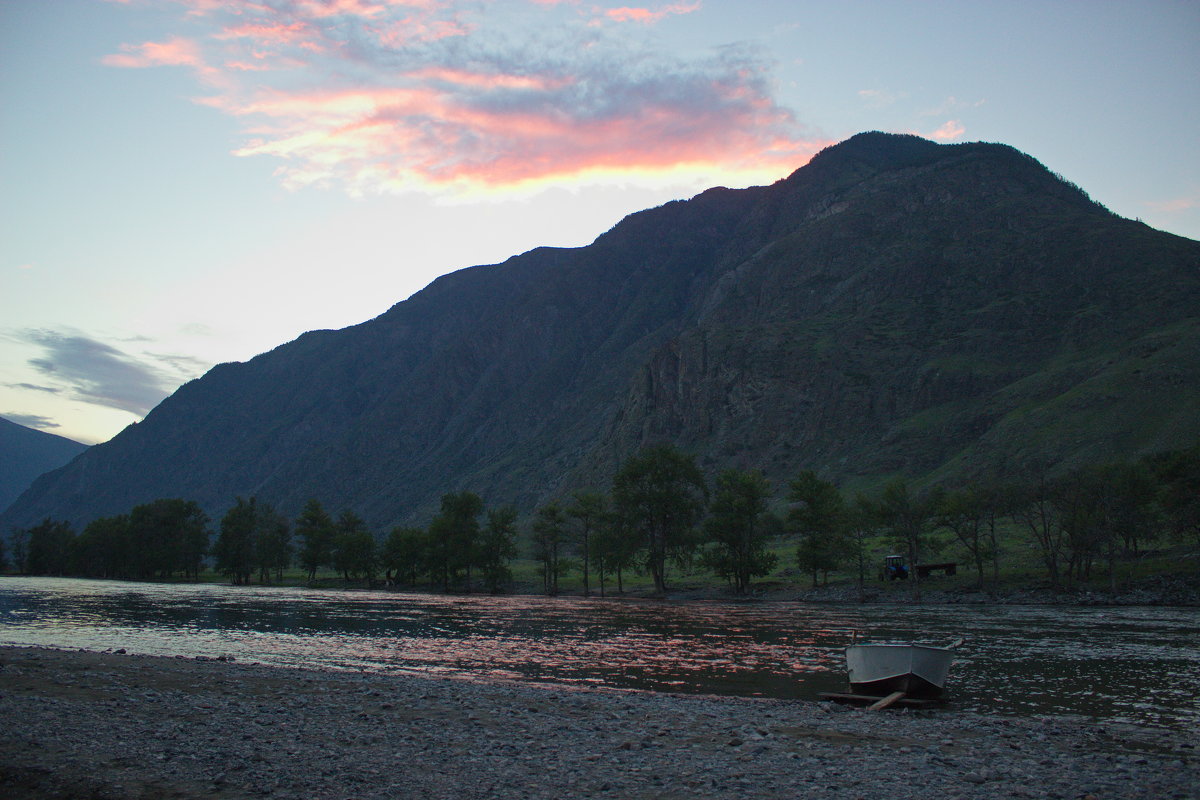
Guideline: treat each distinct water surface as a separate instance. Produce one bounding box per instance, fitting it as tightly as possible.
[1,577,1196,729]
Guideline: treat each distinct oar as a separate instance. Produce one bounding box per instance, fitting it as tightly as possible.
[868,691,906,710]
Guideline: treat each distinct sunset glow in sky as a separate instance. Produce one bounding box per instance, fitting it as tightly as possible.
[2,0,1198,445]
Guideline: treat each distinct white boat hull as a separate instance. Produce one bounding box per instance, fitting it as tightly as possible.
[844,644,955,697]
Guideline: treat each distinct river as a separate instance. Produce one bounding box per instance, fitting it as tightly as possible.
[1,576,1196,729]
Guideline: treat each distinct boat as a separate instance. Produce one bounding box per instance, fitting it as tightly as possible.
[843,638,963,698]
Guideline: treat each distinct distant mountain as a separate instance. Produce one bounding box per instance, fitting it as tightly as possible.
[0,418,88,515]
[3,132,1198,532]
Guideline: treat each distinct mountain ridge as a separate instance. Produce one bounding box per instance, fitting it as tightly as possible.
[4,132,1198,531]
[0,417,88,515]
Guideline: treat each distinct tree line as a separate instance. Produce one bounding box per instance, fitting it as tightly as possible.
[4,443,1197,595]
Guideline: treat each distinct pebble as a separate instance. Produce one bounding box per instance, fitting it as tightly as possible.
[0,645,1195,800]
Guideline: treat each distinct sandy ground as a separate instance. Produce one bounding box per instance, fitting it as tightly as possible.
[0,645,1195,799]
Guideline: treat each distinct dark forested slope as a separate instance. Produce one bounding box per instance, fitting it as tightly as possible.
[5,133,1198,531]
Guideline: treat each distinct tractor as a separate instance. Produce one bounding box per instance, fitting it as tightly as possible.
[881,554,909,581]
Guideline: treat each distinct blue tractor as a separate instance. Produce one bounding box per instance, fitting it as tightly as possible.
[881,554,909,581]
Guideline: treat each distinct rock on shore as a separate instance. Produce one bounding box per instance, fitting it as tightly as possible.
[0,646,1194,799]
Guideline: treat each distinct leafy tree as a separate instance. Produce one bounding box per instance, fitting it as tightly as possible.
[382,526,427,586]
[843,498,876,602]
[1010,474,1069,589]
[8,528,29,574]
[590,515,639,596]
[788,471,846,588]
[73,514,131,579]
[333,510,375,582]
[254,503,292,584]
[296,499,336,581]
[1058,463,1160,589]
[1097,462,1160,557]
[532,502,568,595]
[427,492,484,591]
[935,485,999,589]
[567,491,608,597]
[701,469,776,594]
[1150,446,1200,546]
[478,506,518,594]
[214,497,258,585]
[861,479,940,601]
[611,444,708,594]
[127,499,209,580]
[25,518,75,576]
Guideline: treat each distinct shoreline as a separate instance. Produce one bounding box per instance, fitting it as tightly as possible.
[7,570,1198,607]
[1,645,1196,799]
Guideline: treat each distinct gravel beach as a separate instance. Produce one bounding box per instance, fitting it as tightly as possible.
[0,645,1194,799]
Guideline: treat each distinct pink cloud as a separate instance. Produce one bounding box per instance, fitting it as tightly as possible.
[1146,195,1198,213]
[103,0,819,195]
[929,119,965,141]
[102,36,206,69]
[217,22,314,46]
[603,2,701,24]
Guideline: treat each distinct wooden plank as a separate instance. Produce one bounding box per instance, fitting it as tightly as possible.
[818,692,948,709]
[867,691,907,710]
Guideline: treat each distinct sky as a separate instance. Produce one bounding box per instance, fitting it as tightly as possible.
[2,0,1197,446]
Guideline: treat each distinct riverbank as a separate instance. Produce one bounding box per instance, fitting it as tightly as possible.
[526,571,1200,607]
[1,646,1194,799]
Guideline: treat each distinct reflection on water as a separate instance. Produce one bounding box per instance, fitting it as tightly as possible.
[1,577,1197,729]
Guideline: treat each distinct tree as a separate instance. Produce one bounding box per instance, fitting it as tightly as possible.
[1150,446,1200,546]
[843,498,876,602]
[479,507,518,594]
[74,514,131,579]
[382,526,427,586]
[1061,463,1160,589]
[8,527,29,574]
[701,469,777,594]
[935,486,998,590]
[567,491,608,597]
[1010,474,1069,590]
[612,444,708,594]
[254,503,292,584]
[125,499,209,580]
[333,510,375,582]
[1054,468,1109,585]
[426,492,483,591]
[862,480,940,601]
[590,515,639,596]
[296,499,336,581]
[25,518,75,576]
[214,497,258,585]
[788,471,846,588]
[532,502,568,595]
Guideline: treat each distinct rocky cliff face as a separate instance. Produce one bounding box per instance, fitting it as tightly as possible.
[583,138,1200,492]
[5,133,1199,531]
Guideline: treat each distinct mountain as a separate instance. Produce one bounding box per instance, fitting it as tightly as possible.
[0,417,88,515]
[4,133,1198,532]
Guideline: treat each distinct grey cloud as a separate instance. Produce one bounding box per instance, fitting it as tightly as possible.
[2,412,62,430]
[8,382,61,394]
[22,330,179,416]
